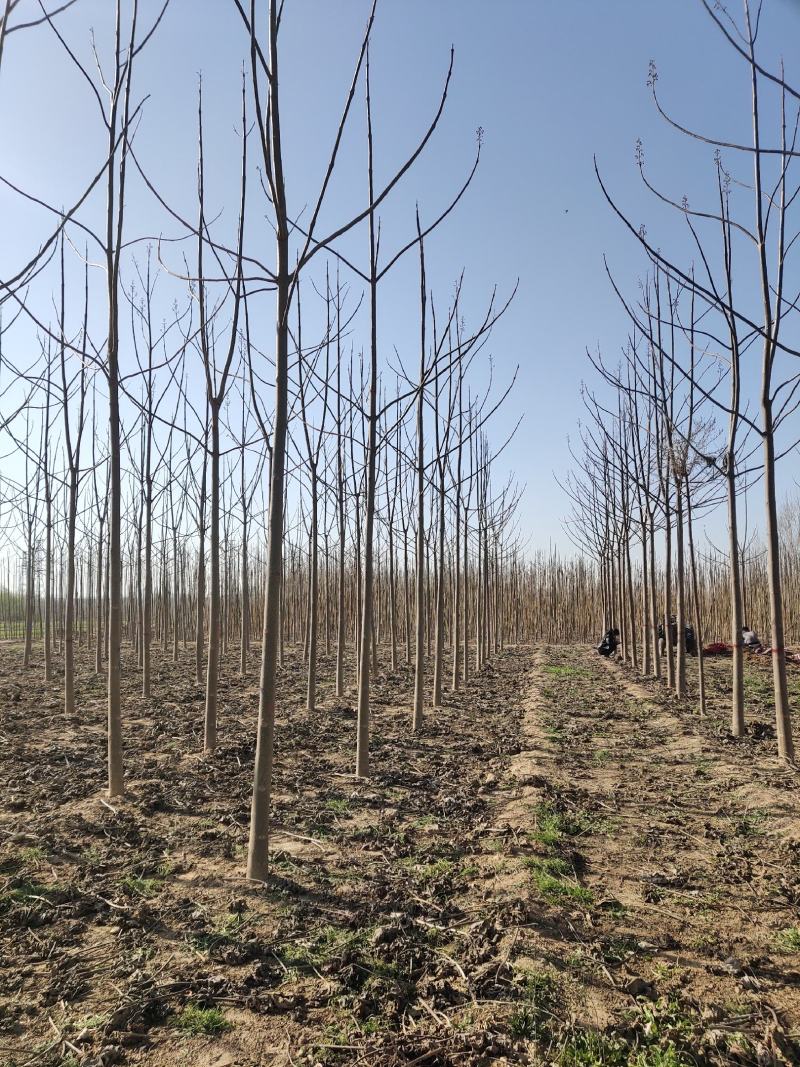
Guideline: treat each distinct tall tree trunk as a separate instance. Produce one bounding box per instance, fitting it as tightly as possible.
[674,483,687,698]
[649,522,660,679]
[663,500,675,690]
[307,474,319,713]
[762,410,794,761]
[413,238,426,732]
[204,403,221,753]
[727,459,745,736]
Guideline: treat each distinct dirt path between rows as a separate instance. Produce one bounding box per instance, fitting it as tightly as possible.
[480,645,800,1064]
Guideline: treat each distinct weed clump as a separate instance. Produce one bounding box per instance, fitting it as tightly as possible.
[508,970,560,1040]
[775,927,800,952]
[173,1003,230,1035]
[120,875,162,898]
[526,858,594,905]
[525,805,594,905]
[557,1030,628,1065]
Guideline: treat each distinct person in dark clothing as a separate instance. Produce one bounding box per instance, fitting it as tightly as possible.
[657,616,677,657]
[659,615,697,656]
[597,628,620,657]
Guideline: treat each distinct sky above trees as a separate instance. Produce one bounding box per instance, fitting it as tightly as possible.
[2,0,799,550]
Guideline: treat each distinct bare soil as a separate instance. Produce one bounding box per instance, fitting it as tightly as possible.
[1,642,799,1066]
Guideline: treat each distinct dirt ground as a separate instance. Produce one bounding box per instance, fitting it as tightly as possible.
[1,641,799,1066]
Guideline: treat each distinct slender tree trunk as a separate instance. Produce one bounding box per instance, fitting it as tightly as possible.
[663,500,675,689]
[727,460,745,736]
[649,523,660,679]
[463,508,469,685]
[96,522,104,674]
[674,483,687,698]
[307,474,319,713]
[640,531,650,676]
[403,529,411,666]
[44,491,52,681]
[247,17,290,872]
[762,414,794,761]
[241,520,249,677]
[205,403,221,753]
[388,524,397,671]
[685,480,706,716]
[413,233,426,732]
[432,463,446,706]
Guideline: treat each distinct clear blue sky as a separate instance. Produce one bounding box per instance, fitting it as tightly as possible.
[2,0,800,552]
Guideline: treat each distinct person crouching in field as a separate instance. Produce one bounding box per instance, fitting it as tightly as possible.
[739,627,800,663]
[742,626,764,653]
[597,628,620,657]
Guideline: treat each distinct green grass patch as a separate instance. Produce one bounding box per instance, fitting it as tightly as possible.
[417,858,456,882]
[173,1004,230,1036]
[631,997,696,1046]
[9,879,54,901]
[281,924,368,971]
[359,1015,390,1036]
[689,756,712,779]
[731,810,767,838]
[743,675,774,701]
[525,858,593,905]
[557,1030,628,1065]
[508,1003,542,1039]
[508,969,560,1039]
[531,803,563,847]
[531,802,607,846]
[542,664,590,679]
[401,857,468,886]
[1,878,61,909]
[18,845,47,865]
[410,815,437,829]
[70,1013,108,1033]
[313,1022,351,1064]
[687,932,718,954]
[633,1050,694,1067]
[775,927,800,952]
[525,855,570,876]
[598,934,639,964]
[555,1027,694,1066]
[189,910,251,954]
[120,875,162,898]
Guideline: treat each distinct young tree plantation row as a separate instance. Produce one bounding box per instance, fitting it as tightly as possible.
[563,1,800,763]
[0,0,529,885]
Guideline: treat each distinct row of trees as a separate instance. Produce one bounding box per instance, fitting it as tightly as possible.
[3,302,523,704]
[567,0,800,761]
[9,517,800,662]
[0,0,530,878]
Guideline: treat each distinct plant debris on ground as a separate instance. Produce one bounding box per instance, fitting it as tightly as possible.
[1,642,799,1065]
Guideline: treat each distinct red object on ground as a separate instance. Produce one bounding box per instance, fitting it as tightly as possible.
[703,642,731,656]
[700,642,800,664]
